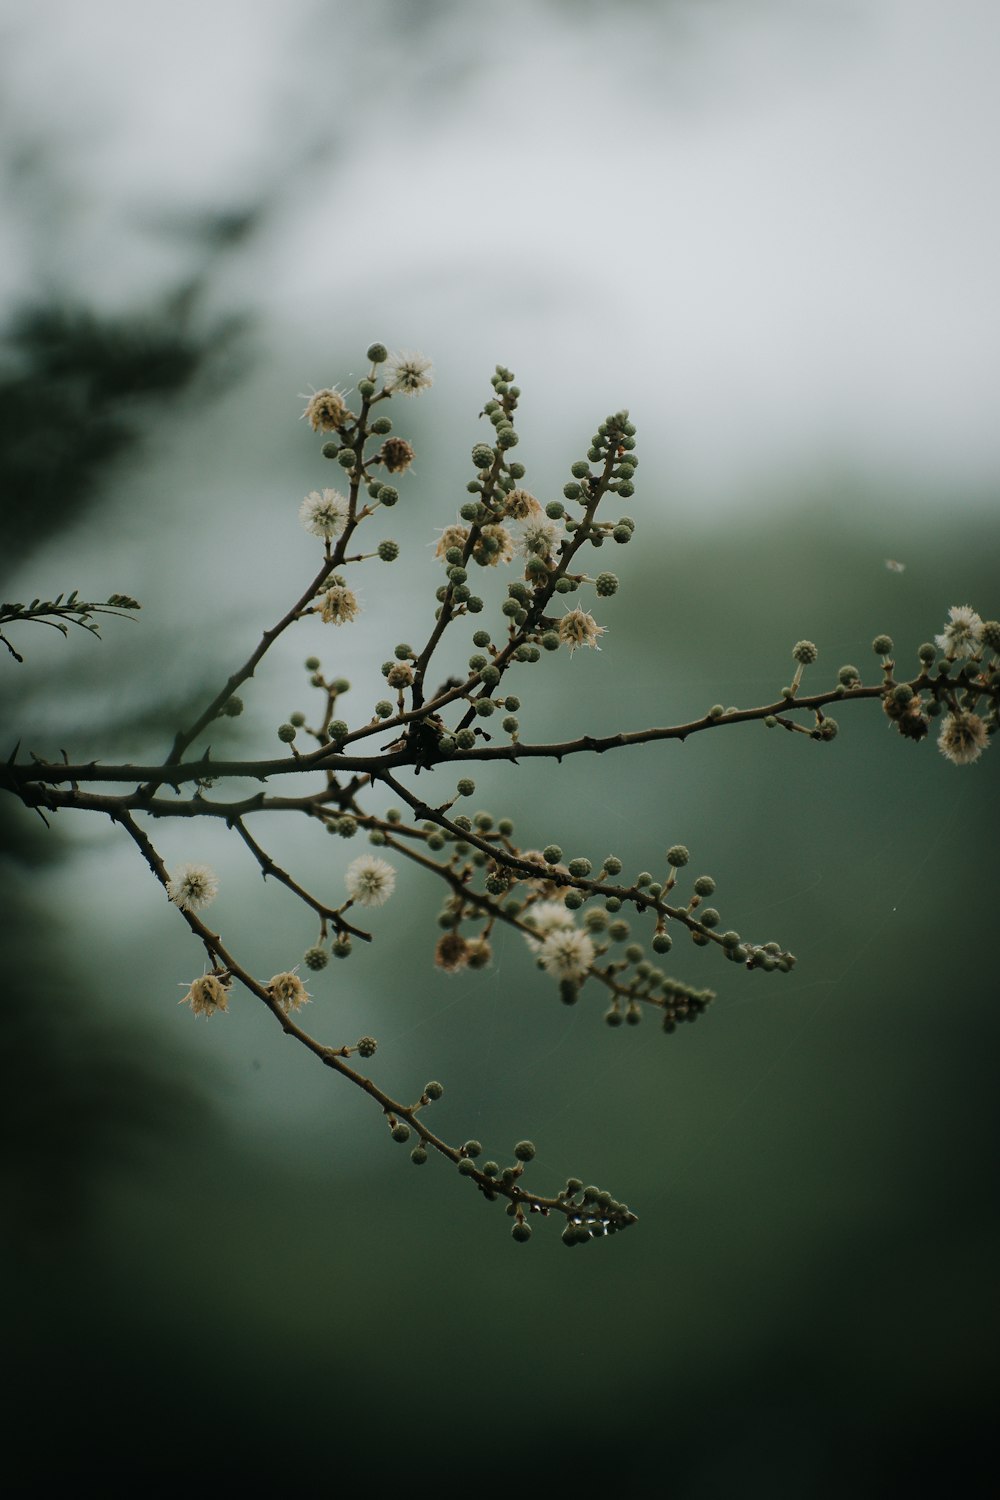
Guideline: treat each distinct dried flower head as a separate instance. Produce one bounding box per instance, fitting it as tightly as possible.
[268,970,311,1013]
[379,437,416,474]
[320,585,359,625]
[385,352,433,397]
[299,488,348,540]
[179,972,230,1018]
[472,523,515,567]
[503,488,543,521]
[558,607,605,653]
[345,854,397,907]
[539,927,596,982]
[465,935,493,970]
[938,710,989,766]
[435,932,470,973]
[167,863,219,912]
[519,517,562,560]
[302,387,349,432]
[935,605,983,659]
[435,524,470,560]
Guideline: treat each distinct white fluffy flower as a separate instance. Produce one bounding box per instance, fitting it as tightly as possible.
[345,854,396,907]
[935,605,982,659]
[167,863,219,912]
[300,488,348,540]
[519,517,562,559]
[522,899,576,954]
[385,352,433,397]
[539,927,596,982]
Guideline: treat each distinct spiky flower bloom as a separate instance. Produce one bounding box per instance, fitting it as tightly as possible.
[539,927,596,982]
[320,584,359,625]
[935,605,983,659]
[558,607,605,653]
[302,387,349,432]
[379,437,415,474]
[472,523,515,567]
[938,710,989,765]
[435,932,470,973]
[385,352,433,397]
[519,517,562,559]
[167,863,219,912]
[503,488,543,521]
[179,973,230,1018]
[522,899,575,954]
[268,970,310,1013]
[299,488,348,540]
[345,854,397,907]
[435,523,470,560]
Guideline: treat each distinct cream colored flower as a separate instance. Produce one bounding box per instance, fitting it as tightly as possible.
[346,854,396,907]
[178,973,230,1018]
[302,387,349,432]
[539,928,595,982]
[385,352,433,397]
[519,517,562,560]
[299,488,348,540]
[558,607,605,654]
[503,488,542,521]
[935,605,983,659]
[472,523,515,567]
[434,524,470,560]
[268,970,311,1013]
[320,584,359,624]
[938,710,989,765]
[522,899,575,954]
[167,863,219,912]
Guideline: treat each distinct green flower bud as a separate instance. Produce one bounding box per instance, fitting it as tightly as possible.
[379,485,399,507]
[322,441,339,459]
[375,699,393,718]
[370,415,392,435]
[793,640,818,665]
[564,891,583,910]
[474,698,495,717]
[608,919,630,942]
[337,447,357,470]
[563,482,582,500]
[543,845,563,864]
[378,540,400,562]
[289,711,306,727]
[605,1008,624,1028]
[595,572,619,597]
[511,1222,532,1243]
[356,1035,377,1057]
[391,1122,411,1144]
[545,501,565,519]
[456,729,476,750]
[605,895,622,912]
[612,525,631,543]
[699,908,720,928]
[497,428,519,449]
[652,932,672,954]
[357,378,376,398]
[462,1140,483,1158]
[472,443,494,469]
[617,480,635,498]
[304,945,328,971]
[332,936,352,958]
[277,723,296,743]
[541,631,561,651]
[367,342,388,363]
[410,1146,428,1165]
[567,857,592,877]
[502,716,519,733]
[457,1158,477,1176]
[456,778,475,797]
[221,695,244,717]
[873,634,893,655]
[666,844,689,867]
[514,1140,536,1162]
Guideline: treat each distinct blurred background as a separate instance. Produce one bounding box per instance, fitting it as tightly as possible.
[2,1,997,1491]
